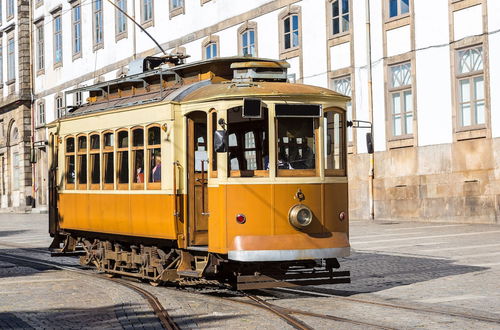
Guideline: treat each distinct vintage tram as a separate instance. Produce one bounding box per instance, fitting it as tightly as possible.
[48,56,351,289]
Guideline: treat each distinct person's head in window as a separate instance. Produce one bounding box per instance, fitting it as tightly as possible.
[152,155,161,182]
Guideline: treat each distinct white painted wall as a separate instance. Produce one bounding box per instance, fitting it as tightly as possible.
[386,26,411,57]
[330,43,351,71]
[454,5,483,41]
[487,0,500,138]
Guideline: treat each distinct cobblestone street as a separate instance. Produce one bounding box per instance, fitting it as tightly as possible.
[0,214,499,329]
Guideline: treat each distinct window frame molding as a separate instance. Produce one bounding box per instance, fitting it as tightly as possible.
[34,17,45,76]
[146,124,161,190]
[141,0,155,28]
[237,21,258,57]
[202,35,219,60]
[329,68,356,154]
[102,130,115,190]
[278,5,302,59]
[64,136,76,190]
[88,132,101,190]
[131,126,145,190]
[92,0,104,51]
[76,134,88,190]
[52,9,63,69]
[448,0,491,141]
[384,53,418,149]
[200,0,211,5]
[384,0,411,25]
[169,0,185,19]
[71,1,83,60]
[326,0,352,42]
[55,93,65,119]
[6,31,15,85]
[115,0,128,42]
[36,99,46,128]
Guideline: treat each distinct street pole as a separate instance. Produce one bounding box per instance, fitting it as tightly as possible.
[365,0,375,221]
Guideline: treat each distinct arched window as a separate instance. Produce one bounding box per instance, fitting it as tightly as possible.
[77,135,87,189]
[238,21,257,57]
[147,125,161,189]
[202,35,219,60]
[279,6,301,56]
[89,134,100,189]
[102,131,114,189]
[131,127,145,189]
[65,136,76,189]
[117,129,129,189]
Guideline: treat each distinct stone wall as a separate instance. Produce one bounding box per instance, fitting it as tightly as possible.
[348,138,500,224]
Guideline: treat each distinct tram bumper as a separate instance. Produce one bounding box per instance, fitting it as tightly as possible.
[228,232,350,262]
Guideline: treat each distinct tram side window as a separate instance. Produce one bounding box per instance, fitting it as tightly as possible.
[103,132,114,188]
[227,106,269,177]
[89,134,100,186]
[117,130,129,186]
[132,128,145,186]
[324,110,346,175]
[277,118,316,171]
[77,136,87,187]
[147,126,161,186]
[65,137,75,186]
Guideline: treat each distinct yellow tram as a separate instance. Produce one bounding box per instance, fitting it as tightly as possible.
[48,56,351,289]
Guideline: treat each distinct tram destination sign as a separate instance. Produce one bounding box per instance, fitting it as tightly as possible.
[275,104,322,117]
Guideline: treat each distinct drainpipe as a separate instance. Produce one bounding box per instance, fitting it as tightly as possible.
[29,0,36,209]
[365,0,375,220]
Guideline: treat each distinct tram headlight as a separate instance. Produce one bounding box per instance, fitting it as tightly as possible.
[288,204,313,229]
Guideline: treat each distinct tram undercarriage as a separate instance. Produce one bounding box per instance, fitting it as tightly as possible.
[51,234,350,290]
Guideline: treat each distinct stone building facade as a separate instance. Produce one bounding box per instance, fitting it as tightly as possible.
[0,0,33,212]
[27,0,500,223]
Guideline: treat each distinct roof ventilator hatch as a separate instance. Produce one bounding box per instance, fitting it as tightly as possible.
[231,61,290,83]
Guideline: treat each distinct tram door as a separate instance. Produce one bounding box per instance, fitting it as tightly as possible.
[187,112,209,246]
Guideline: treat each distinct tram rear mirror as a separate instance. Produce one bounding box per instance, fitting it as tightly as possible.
[243,98,262,118]
[366,132,374,154]
[214,130,228,153]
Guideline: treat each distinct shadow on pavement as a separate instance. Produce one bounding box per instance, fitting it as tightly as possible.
[0,230,29,238]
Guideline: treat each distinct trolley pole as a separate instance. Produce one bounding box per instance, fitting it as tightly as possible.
[365,0,375,221]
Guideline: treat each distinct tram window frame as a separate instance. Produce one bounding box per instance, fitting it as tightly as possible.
[324,108,347,176]
[65,136,76,189]
[275,109,320,177]
[116,129,130,190]
[226,105,269,178]
[209,109,218,178]
[102,130,115,190]
[131,126,145,190]
[146,124,161,190]
[89,133,101,189]
[76,134,88,190]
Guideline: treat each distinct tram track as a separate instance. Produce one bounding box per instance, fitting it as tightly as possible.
[268,287,500,325]
[0,248,179,330]
[2,241,499,329]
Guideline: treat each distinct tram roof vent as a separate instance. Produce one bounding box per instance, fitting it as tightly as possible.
[231,60,290,82]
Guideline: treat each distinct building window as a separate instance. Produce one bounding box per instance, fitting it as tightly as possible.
[7,0,14,20]
[53,14,63,66]
[241,29,256,56]
[331,0,349,35]
[56,96,65,119]
[388,62,412,136]
[283,14,299,50]
[7,35,15,82]
[456,46,485,127]
[36,24,45,72]
[205,43,217,59]
[202,35,219,60]
[93,0,104,48]
[142,0,154,24]
[72,4,82,57]
[389,0,409,18]
[116,0,127,37]
[169,0,184,18]
[331,76,353,143]
[75,92,83,106]
[12,152,19,190]
[38,101,45,126]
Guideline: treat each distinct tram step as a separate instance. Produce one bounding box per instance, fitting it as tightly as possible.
[177,270,202,278]
[236,270,350,290]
